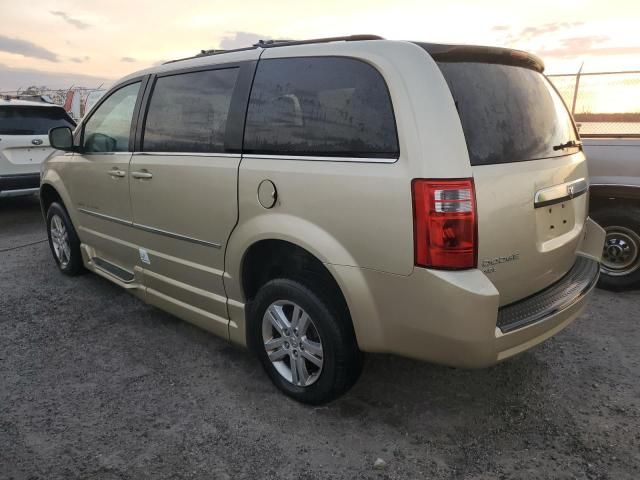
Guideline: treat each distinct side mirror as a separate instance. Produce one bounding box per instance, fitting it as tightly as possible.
[85,132,116,153]
[49,126,75,152]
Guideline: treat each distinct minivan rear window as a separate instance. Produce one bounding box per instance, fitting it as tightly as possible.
[0,106,75,135]
[244,57,398,158]
[436,62,579,166]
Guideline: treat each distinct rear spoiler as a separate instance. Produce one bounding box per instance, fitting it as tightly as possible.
[413,43,544,73]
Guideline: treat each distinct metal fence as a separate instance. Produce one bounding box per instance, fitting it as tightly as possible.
[548,70,640,137]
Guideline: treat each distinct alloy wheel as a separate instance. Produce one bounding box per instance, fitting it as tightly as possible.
[262,300,324,387]
[50,214,71,268]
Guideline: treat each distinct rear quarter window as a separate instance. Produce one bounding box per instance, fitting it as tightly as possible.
[244,57,399,158]
[0,106,75,135]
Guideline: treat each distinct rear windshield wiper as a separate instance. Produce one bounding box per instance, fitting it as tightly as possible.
[553,139,583,151]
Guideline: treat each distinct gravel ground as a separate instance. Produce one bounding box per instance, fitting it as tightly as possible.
[1,195,639,480]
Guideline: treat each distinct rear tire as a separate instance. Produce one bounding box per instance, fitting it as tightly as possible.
[247,278,362,404]
[591,206,640,291]
[46,202,84,276]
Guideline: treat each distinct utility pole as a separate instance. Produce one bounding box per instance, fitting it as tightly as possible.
[571,62,584,116]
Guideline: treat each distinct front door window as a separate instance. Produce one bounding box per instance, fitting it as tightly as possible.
[83,82,140,153]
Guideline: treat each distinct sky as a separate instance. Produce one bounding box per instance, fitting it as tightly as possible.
[0,0,639,90]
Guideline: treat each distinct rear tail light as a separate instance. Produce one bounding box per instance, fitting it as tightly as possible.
[412,178,477,269]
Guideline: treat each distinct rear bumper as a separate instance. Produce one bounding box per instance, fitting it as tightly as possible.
[328,219,605,368]
[497,256,599,333]
[0,173,40,193]
[492,256,599,363]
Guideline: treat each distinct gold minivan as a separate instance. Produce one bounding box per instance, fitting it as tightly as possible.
[42,35,605,403]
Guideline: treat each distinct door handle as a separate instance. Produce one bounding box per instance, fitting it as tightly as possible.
[108,168,126,178]
[131,170,153,180]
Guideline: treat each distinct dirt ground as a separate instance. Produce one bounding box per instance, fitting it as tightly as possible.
[1,195,638,479]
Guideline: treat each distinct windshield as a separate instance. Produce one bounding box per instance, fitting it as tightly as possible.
[437,62,579,166]
[0,106,76,135]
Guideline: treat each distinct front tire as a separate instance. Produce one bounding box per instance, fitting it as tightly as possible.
[591,206,640,291]
[46,202,83,276]
[248,278,362,404]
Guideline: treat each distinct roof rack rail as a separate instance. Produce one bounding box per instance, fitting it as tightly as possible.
[253,34,384,48]
[164,34,384,65]
[199,48,226,55]
[163,45,257,64]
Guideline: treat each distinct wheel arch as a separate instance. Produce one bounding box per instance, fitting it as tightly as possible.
[39,170,76,222]
[239,239,357,346]
[240,238,344,302]
[224,214,373,349]
[590,185,640,212]
[225,214,360,301]
[39,182,64,215]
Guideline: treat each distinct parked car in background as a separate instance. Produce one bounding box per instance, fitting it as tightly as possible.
[41,36,604,403]
[0,99,75,197]
[584,138,640,290]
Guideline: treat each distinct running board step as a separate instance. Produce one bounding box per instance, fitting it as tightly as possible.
[92,257,135,283]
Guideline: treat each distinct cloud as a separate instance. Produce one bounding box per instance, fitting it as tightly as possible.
[218,31,271,50]
[0,35,58,62]
[120,57,136,63]
[559,36,609,51]
[0,63,112,91]
[497,22,585,45]
[69,56,90,63]
[50,11,90,30]
[537,36,640,58]
[491,23,640,60]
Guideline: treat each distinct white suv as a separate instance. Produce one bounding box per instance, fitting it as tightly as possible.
[0,99,75,197]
